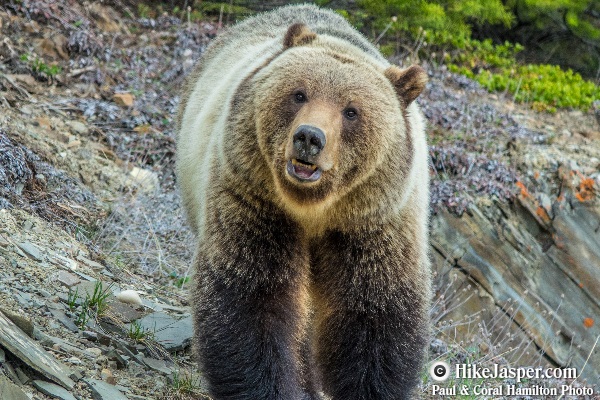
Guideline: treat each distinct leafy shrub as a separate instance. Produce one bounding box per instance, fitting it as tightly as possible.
[338,0,600,112]
[19,53,62,80]
[449,42,600,112]
[355,0,512,45]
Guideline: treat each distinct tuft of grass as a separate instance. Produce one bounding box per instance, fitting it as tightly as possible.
[171,369,205,397]
[127,320,155,342]
[68,281,112,329]
[67,287,79,312]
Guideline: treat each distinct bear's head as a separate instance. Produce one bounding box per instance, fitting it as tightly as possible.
[253,23,427,215]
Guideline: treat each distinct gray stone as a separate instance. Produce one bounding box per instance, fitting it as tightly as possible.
[48,322,61,330]
[32,298,45,308]
[14,368,30,384]
[538,193,552,213]
[112,340,144,365]
[3,362,21,386]
[85,378,128,400]
[48,308,79,333]
[72,270,98,282]
[0,375,28,400]
[0,347,5,363]
[141,299,163,312]
[33,380,77,400]
[49,254,78,270]
[431,194,600,382]
[76,255,105,272]
[69,370,83,382]
[429,338,448,355]
[86,347,103,358]
[106,301,144,323]
[101,269,114,278]
[83,330,98,341]
[65,356,82,365]
[105,349,128,368]
[47,301,65,310]
[142,357,173,375]
[0,310,75,389]
[57,270,80,288]
[13,292,31,308]
[137,312,193,352]
[16,241,42,261]
[0,308,34,337]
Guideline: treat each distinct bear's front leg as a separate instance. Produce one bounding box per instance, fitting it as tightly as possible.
[193,193,313,400]
[312,222,431,400]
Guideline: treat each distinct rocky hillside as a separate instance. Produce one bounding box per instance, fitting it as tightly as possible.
[0,2,599,399]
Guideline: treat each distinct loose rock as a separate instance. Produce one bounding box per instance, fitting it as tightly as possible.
[137,312,193,352]
[0,375,29,400]
[33,380,77,400]
[85,378,129,400]
[16,241,42,262]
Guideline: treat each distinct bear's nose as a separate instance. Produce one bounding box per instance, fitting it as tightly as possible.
[293,125,326,158]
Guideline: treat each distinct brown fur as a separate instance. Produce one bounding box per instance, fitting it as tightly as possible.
[284,23,318,48]
[176,5,431,399]
[385,65,429,107]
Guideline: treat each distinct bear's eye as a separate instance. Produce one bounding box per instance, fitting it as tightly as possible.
[344,108,358,120]
[294,91,307,103]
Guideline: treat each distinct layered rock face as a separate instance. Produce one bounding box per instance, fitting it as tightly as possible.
[430,156,600,383]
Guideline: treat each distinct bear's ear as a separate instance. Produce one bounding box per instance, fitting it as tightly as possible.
[283,23,317,48]
[384,65,428,106]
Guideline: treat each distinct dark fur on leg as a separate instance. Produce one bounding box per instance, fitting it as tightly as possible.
[311,222,430,400]
[193,190,312,400]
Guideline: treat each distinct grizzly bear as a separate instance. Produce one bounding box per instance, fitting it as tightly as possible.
[176,4,430,400]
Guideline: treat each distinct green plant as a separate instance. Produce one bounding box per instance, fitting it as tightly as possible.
[75,301,90,328]
[20,53,62,79]
[169,271,190,288]
[68,281,112,329]
[87,281,111,313]
[127,320,155,342]
[450,61,600,112]
[351,0,512,46]
[137,3,152,18]
[176,276,189,288]
[67,287,79,312]
[172,369,203,396]
[338,0,600,112]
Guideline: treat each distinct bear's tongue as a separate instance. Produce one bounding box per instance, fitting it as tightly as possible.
[292,159,317,178]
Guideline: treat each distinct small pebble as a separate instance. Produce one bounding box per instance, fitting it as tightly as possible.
[101,368,117,385]
[86,348,103,358]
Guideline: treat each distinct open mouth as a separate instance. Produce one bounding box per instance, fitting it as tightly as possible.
[287,158,322,182]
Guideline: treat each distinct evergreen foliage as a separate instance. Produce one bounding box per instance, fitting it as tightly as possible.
[336,0,600,111]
